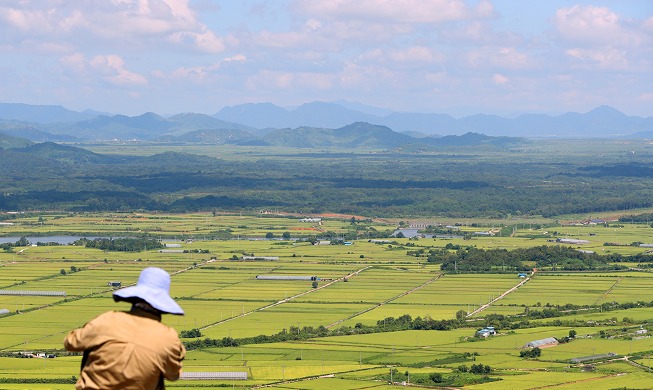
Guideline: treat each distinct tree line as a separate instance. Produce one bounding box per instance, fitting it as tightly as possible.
[435,245,632,272]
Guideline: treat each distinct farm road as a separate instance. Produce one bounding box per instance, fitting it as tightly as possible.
[325,273,443,329]
[593,276,623,305]
[466,272,535,318]
[199,265,373,331]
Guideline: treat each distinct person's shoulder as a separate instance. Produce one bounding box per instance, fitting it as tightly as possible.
[99,310,129,319]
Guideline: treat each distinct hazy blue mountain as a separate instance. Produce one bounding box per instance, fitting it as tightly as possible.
[214,103,290,129]
[3,101,653,140]
[214,102,653,138]
[54,112,176,140]
[0,103,96,123]
[166,113,255,135]
[474,106,653,137]
[215,101,379,129]
[262,122,416,149]
[290,102,379,128]
[382,112,457,134]
[0,121,79,142]
[330,100,393,116]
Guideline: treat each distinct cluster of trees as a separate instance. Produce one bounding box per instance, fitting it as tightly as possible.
[1,236,31,252]
[72,237,163,252]
[60,266,79,276]
[618,212,653,224]
[519,347,542,358]
[437,245,623,272]
[179,328,202,338]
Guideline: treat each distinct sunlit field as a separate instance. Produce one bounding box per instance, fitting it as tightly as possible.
[2,212,653,388]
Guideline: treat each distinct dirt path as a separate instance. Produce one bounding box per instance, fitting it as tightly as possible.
[466,271,536,318]
[593,277,623,305]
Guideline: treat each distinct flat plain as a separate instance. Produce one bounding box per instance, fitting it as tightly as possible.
[1,211,653,389]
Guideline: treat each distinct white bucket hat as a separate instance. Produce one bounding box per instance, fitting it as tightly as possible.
[113,267,184,315]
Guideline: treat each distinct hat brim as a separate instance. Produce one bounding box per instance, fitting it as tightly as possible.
[113,285,184,315]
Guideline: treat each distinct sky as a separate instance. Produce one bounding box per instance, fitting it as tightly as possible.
[1,0,652,117]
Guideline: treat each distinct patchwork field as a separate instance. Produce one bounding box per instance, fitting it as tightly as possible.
[2,213,653,388]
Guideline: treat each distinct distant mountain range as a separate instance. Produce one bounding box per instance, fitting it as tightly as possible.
[0,102,652,148]
[215,102,653,138]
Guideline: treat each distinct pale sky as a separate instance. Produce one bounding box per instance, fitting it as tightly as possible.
[1,0,652,117]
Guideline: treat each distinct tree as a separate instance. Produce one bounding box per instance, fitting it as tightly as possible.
[312,281,318,288]
[282,231,291,239]
[455,310,467,321]
[429,373,443,383]
[265,232,274,239]
[470,364,491,374]
[569,329,577,339]
[60,269,67,275]
[519,347,541,358]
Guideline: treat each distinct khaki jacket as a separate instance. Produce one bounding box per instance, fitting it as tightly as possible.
[64,309,186,390]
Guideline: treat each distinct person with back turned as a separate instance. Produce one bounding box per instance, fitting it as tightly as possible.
[64,267,186,389]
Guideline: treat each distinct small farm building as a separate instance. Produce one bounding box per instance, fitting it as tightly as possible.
[556,238,589,245]
[524,337,558,349]
[518,273,528,278]
[107,281,121,288]
[570,353,617,364]
[0,308,10,315]
[0,290,66,297]
[476,326,496,338]
[299,218,321,223]
[181,371,247,380]
[242,256,279,261]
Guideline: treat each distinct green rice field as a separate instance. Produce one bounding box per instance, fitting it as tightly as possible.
[2,212,653,388]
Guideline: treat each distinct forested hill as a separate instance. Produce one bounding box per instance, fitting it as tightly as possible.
[2,141,653,217]
[0,133,32,149]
